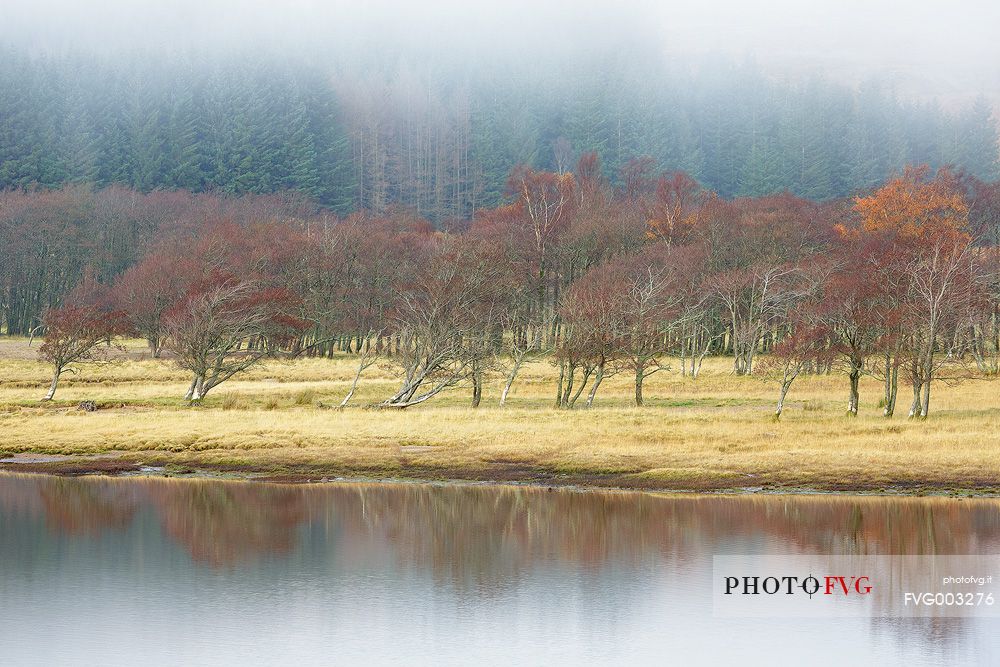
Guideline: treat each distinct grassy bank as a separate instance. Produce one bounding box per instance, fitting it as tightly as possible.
[1,338,999,493]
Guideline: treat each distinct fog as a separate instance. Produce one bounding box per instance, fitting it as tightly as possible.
[3,0,999,101]
[2,0,997,208]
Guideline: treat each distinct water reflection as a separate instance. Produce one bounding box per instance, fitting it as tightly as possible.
[146,482,308,566]
[37,476,137,537]
[1,473,998,665]
[3,474,998,568]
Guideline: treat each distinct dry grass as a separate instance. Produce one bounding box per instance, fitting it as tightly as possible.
[2,338,999,492]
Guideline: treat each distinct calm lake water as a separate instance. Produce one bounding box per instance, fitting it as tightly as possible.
[1,472,999,666]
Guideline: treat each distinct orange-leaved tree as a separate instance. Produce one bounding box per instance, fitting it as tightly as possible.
[851,165,976,418]
[852,165,968,242]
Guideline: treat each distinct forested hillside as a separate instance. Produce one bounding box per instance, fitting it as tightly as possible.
[1,49,997,220]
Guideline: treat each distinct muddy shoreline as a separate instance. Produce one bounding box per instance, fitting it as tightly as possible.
[2,452,998,497]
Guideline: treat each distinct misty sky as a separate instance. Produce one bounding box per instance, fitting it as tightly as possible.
[3,0,999,102]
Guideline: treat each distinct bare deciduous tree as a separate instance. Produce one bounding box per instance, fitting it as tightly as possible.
[38,294,129,402]
[165,276,306,402]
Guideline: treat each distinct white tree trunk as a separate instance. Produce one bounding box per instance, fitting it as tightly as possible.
[189,375,205,402]
[339,356,371,409]
[585,364,604,408]
[43,371,60,401]
[184,376,198,401]
[499,356,525,407]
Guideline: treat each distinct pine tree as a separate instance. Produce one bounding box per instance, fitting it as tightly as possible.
[844,117,881,193]
[956,97,999,180]
[738,138,784,196]
[162,79,205,190]
[59,83,100,184]
[0,53,41,187]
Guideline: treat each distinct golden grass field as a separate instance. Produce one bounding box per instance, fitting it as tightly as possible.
[1,337,999,493]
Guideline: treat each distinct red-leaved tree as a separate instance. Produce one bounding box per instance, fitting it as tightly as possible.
[38,273,130,401]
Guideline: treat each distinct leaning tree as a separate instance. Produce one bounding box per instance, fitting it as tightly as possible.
[38,275,130,401]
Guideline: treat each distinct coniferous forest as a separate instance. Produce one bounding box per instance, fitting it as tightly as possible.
[1,49,997,220]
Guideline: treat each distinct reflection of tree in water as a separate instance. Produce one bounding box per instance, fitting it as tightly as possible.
[294,486,1000,590]
[2,473,994,658]
[0,474,311,567]
[5,466,1000,657]
[682,495,1000,556]
[35,476,138,536]
[144,479,308,567]
[4,473,1000,572]
[317,487,998,654]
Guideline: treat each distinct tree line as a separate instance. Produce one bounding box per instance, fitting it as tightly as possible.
[13,155,1000,417]
[1,49,997,222]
